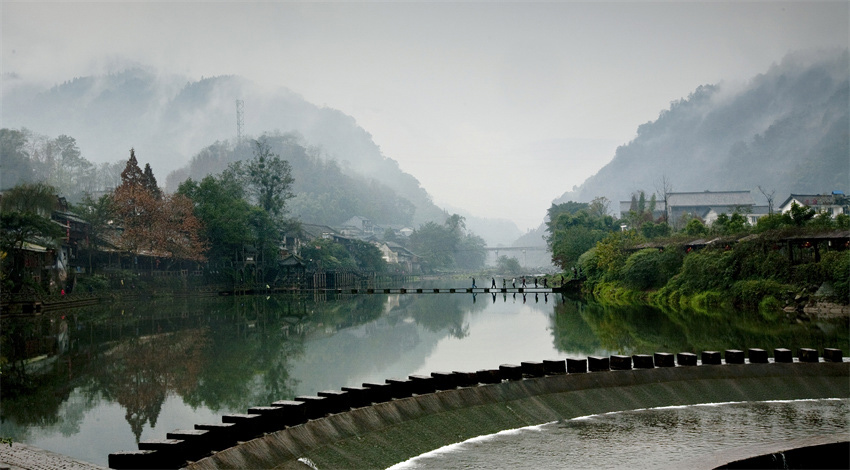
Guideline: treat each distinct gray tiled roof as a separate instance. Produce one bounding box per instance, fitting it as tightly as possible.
[667,191,754,207]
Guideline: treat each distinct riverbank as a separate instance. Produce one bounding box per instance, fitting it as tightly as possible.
[0,442,107,470]
[582,278,849,323]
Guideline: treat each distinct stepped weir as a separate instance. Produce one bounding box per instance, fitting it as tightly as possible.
[108,348,848,469]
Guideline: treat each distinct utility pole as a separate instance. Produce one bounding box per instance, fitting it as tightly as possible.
[236,99,244,144]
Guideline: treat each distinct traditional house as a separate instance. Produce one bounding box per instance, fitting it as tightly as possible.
[778,192,847,218]
[376,241,421,274]
[665,191,756,228]
[51,209,91,275]
[339,216,375,238]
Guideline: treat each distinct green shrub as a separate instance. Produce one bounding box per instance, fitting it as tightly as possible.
[790,261,825,287]
[76,274,110,292]
[675,250,736,294]
[730,279,786,307]
[577,247,602,282]
[758,295,784,321]
[622,248,662,290]
[821,251,849,301]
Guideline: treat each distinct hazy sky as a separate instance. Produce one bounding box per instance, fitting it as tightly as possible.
[2,1,848,231]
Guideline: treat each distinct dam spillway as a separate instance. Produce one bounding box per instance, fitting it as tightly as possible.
[108,348,849,469]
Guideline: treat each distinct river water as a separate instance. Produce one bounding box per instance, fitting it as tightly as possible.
[390,399,850,470]
[1,282,847,467]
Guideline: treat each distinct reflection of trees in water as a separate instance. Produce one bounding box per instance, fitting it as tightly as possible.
[394,293,484,340]
[551,298,602,355]
[552,297,850,355]
[98,330,209,441]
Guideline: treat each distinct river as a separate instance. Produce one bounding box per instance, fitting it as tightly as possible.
[1,281,847,467]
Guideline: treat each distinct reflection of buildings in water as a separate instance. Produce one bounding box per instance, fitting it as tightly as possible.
[383,294,401,314]
[57,320,69,354]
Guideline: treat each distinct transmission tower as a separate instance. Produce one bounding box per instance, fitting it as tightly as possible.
[236,99,244,144]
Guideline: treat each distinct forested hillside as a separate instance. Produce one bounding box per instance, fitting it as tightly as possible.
[555,49,849,209]
[176,133,419,227]
[1,69,448,227]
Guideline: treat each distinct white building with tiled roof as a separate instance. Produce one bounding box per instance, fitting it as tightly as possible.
[665,190,755,228]
[778,193,847,218]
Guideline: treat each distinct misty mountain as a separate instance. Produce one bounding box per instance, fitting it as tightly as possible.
[554,49,849,213]
[3,68,524,241]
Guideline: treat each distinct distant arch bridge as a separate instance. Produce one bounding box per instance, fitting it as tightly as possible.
[484,246,548,266]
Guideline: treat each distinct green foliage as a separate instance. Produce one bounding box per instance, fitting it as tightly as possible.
[820,251,849,300]
[728,212,748,233]
[593,231,634,282]
[76,274,110,292]
[640,221,671,239]
[187,134,417,228]
[547,201,588,221]
[178,173,280,278]
[0,128,33,189]
[683,218,707,236]
[496,255,521,274]
[758,295,784,321]
[755,213,792,232]
[669,249,737,294]
[730,279,786,307]
[0,183,63,254]
[300,238,359,271]
[408,214,485,271]
[621,248,683,291]
[577,247,602,282]
[245,138,295,218]
[546,201,617,270]
[810,210,837,229]
[346,239,386,272]
[788,202,816,226]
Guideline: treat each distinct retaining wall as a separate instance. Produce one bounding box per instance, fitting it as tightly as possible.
[108,348,849,470]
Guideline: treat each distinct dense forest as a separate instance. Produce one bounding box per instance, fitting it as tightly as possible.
[170,132,419,228]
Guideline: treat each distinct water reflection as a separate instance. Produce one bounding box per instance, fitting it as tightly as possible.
[553,298,849,356]
[0,289,846,467]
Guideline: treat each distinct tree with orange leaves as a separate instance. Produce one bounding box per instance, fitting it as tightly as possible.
[113,149,206,267]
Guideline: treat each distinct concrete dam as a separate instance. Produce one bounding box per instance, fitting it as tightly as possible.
[108,348,849,469]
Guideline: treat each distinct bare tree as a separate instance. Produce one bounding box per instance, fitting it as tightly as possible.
[654,175,673,223]
[758,185,776,215]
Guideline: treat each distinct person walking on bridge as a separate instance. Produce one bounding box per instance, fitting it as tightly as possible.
[472,277,476,288]
[491,278,496,289]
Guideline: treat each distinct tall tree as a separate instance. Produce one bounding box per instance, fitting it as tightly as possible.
[143,163,162,200]
[654,175,673,224]
[758,185,776,215]
[178,174,258,268]
[1,183,63,284]
[0,129,33,189]
[246,139,294,218]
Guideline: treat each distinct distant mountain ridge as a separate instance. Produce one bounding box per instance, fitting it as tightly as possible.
[554,49,849,213]
[3,67,507,234]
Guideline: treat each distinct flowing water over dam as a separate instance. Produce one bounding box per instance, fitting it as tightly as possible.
[391,399,849,470]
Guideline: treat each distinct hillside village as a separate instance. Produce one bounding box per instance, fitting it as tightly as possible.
[618,190,848,228]
[2,180,848,306]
